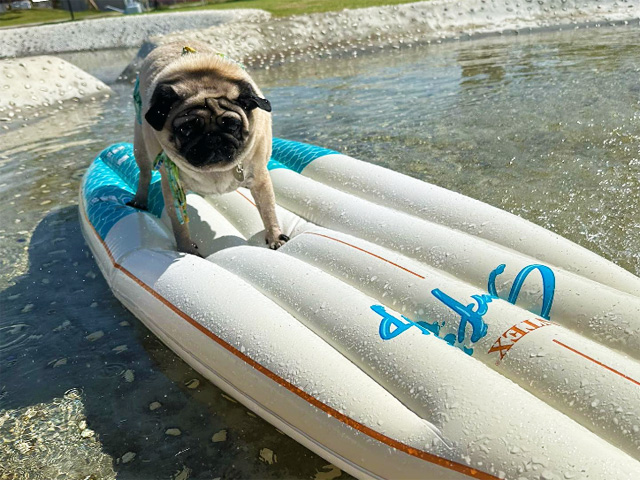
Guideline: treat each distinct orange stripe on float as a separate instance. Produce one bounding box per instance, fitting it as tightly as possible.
[303,231,426,279]
[553,339,640,387]
[82,209,497,480]
[229,195,423,280]
[236,190,256,207]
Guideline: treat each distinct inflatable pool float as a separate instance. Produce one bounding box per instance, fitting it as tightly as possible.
[80,139,640,479]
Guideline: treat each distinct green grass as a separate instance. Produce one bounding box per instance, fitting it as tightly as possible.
[0,8,119,28]
[0,0,422,28]
[164,0,423,17]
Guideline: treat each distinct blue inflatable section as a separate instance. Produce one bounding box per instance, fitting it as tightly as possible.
[83,143,164,240]
[270,138,337,173]
[83,139,336,239]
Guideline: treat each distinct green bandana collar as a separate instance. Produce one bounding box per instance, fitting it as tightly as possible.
[154,151,188,225]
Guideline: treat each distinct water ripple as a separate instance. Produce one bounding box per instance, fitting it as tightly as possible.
[0,323,31,353]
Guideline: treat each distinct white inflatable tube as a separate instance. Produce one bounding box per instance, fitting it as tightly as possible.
[210,187,640,460]
[302,152,640,296]
[278,228,640,457]
[219,171,640,360]
[80,140,640,479]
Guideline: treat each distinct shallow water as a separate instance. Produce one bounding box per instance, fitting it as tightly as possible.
[57,48,140,84]
[1,24,640,479]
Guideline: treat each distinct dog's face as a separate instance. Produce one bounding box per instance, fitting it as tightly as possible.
[145,76,271,171]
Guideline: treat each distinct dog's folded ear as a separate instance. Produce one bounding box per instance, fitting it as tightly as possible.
[145,83,180,131]
[236,81,272,113]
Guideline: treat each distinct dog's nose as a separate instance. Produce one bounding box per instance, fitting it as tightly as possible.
[205,132,222,148]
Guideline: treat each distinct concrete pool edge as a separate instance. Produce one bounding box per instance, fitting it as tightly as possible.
[0,9,270,59]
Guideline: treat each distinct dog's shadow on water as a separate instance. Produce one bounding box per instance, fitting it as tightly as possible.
[0,207,343,480]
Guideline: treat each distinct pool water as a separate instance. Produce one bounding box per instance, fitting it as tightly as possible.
[1,23,639,479]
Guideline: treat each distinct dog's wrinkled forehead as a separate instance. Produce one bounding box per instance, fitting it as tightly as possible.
[178,72,240,99]
[177,93,238,118]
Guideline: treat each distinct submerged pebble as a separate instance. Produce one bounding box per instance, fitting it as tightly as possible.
[173,466,192,480]
[185,378,200,389]
[85,330,104,341]
[21,303,34,313]
[52,358,67,368]
[221,393,238,404]
[121,451,136,464]
[259,448,277,465]
[314,464,342,480]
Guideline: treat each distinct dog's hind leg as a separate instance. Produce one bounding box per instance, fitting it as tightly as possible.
[127,123,153,211]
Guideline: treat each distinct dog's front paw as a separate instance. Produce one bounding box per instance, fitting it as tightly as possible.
[178,240,202,257]
[266,232,289,250]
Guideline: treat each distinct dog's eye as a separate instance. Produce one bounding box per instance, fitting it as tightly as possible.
[218,116,242,133]
[175,117,203,138]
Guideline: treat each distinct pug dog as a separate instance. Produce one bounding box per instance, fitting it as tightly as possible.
[128,41,288,255]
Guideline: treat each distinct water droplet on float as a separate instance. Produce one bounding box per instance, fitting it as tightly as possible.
[540,470,555,480]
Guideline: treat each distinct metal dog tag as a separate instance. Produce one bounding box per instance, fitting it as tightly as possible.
[234,163,245,182]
